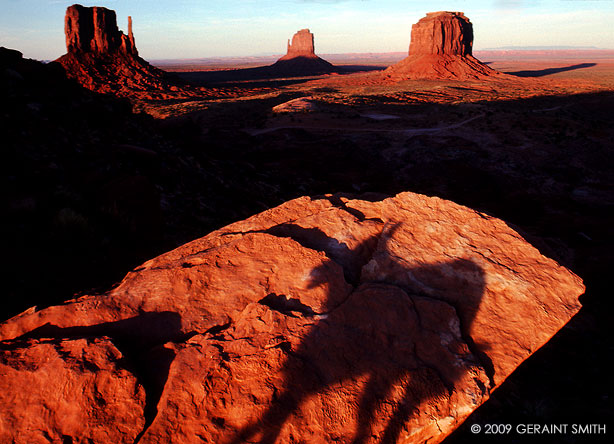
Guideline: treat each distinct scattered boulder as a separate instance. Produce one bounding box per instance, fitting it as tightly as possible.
[0,192,583,443]
[386,12,500,80]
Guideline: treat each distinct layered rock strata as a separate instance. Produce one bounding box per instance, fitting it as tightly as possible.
[386,11,499,80]
[0,192,583,443]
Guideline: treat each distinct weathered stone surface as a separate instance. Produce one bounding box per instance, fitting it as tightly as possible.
[386,12,500,80]
[0,192,583,443]
[0,337,146,443]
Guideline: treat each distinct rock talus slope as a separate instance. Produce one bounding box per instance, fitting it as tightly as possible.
[386,11,500,80]
[0,192,583,443]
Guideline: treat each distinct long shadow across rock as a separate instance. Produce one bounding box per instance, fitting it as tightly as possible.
[507,63,596,77]
[230,224,489,443]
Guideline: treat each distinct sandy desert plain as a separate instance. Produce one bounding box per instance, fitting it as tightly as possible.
[2,6,614,444]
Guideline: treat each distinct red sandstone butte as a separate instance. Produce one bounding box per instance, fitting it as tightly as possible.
[271,28,337,76]
[56,4,201,99]
[282,28,317,59]
[0,192,583,443]
[386,11,500,80]
[64,4,137,56]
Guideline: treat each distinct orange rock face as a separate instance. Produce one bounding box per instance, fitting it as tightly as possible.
[0,337,146,443]
[285,28,316,58]
[409,11,473,56]
[386,11,500,80]
[0,192,584,443]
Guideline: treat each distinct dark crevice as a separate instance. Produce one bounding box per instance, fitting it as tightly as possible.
[259,293,315,317]
[205,321,232,336]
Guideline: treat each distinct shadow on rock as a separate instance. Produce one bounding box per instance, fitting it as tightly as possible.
[230,224,489,443]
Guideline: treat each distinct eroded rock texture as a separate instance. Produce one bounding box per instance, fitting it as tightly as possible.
[0,337,146,443]
[387,11,499,80]
[0,192,583,443]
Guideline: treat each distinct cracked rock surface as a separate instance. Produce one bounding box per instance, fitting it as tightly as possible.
[0,192,584,443]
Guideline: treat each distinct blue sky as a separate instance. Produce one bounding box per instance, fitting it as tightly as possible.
[1,0,613,60]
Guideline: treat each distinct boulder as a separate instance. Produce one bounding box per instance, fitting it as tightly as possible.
[386,12,500,80]
[0,192,584,443]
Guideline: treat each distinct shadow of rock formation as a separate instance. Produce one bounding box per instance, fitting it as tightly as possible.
[230,226,489,444]
[507,63,597,77]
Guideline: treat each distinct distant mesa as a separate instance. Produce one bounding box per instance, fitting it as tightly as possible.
[269,28,339,76]
[56,4,195,98]
[386,11,500,80]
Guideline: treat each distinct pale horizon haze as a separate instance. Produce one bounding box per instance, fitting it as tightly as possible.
[1,0,613,61]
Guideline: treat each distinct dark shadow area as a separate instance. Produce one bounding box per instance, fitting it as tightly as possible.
[230,227,488,443]
[13,311,186,440]
[175,69,315,88]
[338,65,387,73]
[174,56,342,87]
[506,62,596,77]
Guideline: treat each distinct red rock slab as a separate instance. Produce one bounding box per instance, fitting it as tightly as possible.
[138,284,489,444]
[357,192,584,387]
[0,337,145,443]
[0,191,584,443]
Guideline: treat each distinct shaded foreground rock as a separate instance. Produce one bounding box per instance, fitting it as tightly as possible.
[386,12,499,80]
[0,192,583,443]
